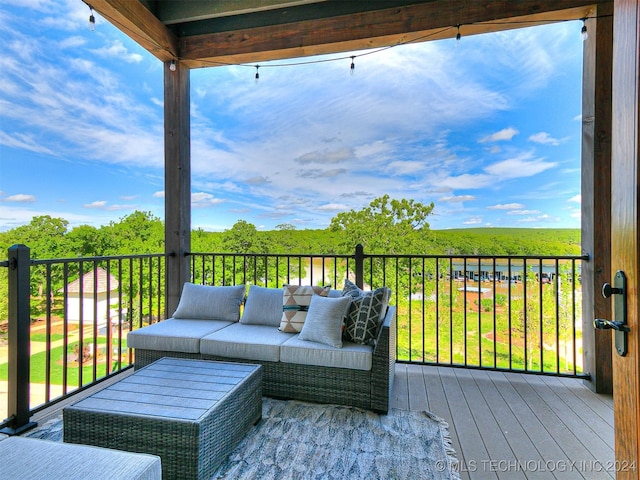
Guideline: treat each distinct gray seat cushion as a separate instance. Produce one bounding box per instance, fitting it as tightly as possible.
[280,335,373,371]
[0,436,161,480]
[127,318,232,353]
[200,323,295,362]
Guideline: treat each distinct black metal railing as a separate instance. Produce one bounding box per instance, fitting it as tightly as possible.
[1,244,587,433]
[188,248,587,376]
[0,245,166,433]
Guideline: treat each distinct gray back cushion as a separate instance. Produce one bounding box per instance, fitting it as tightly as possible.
[240,285,284,327]
[172,283,245,321]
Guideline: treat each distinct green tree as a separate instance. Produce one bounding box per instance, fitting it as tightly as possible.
[66,225,107,257]
[330,195,435,292]
[5,215,69,259]
[330,194,434,254]
[222,220,265,253]
[101,211,164,255]
[219,220,267,285]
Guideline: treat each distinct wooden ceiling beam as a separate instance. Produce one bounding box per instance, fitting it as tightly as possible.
[179,0,597,68]
[89,0,179,62]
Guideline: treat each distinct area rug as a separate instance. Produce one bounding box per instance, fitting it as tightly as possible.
[25,398,460,480]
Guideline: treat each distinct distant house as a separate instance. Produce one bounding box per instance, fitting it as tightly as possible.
[65,268,120,329]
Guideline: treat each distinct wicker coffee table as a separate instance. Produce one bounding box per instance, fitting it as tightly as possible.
[63,358,262,480]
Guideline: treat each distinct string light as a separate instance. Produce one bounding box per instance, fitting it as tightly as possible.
[169,59,177,71]
[173,15,606,78]
[88,6,95,31]
[581,19,588,41]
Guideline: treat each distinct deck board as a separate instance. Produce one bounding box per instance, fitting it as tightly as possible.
[32,363,614,480]
[392,365,614,480]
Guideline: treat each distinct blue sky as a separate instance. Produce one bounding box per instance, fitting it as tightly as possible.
[0,0,585,232]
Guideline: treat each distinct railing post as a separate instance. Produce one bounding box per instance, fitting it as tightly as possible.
[1,245,36,434]
[355,244,364,289]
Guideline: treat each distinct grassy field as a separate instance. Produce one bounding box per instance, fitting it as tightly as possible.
[0,336,130,386]
[394,278,582,374]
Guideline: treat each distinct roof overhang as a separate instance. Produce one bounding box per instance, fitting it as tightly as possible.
[86,0,599,68]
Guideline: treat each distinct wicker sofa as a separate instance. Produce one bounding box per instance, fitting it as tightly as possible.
[128,283,396,414]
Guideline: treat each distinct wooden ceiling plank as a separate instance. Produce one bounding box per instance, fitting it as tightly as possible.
[179,0,598,67]
[157,0,329,25]
[89,0,179,61]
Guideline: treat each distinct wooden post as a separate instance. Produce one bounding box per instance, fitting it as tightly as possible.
[355,244,364,289]
[581,2,614,393]
[164,60,191,317]
[1,245,36,435]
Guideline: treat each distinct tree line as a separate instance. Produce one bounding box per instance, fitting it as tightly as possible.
[0,195,579,323]
[0,195,580,261]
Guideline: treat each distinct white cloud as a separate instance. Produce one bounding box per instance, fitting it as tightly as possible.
[568,194,581,203]
[439,195,476,203]
[463,216,483,225]
[245,176,271,185]
[92,40,143,63]
[317,203,348,211]
[295,148,353,165]
[3,193,36,203]
[0,131,57,155]
[438,173,493,190]
[83,200,107,209]
[487,203,525,210]
[152,191,164,198]
[529,131,564,146]
[484,156,556,179]
[192,192,224,208]
[387,160,426,176]
[507,209,541,215]
[58,35,86,49]
[479,127,518,143]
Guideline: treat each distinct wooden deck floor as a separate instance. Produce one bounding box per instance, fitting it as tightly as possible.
[392,364,615,480]
[29,363,615,479]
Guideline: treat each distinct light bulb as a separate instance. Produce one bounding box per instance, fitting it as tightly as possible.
[255,66,260,84]
[350,56,355,76]
[89,8,95,31]
[581,20,588,41]
[456,25,461,44]
[169,59,177,72]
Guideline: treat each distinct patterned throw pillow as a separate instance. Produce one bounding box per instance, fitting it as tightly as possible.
[279,285,331,333]
[341,279,391,345]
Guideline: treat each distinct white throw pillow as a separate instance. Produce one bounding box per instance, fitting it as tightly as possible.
[172,283,245,321]
[240,285,283,327]
[299,295,352,348]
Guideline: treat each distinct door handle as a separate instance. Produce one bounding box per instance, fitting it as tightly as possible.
[594,318,630,332]
[594,270,629,356]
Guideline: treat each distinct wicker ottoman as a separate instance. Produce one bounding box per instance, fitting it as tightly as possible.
[63,358,262,480]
